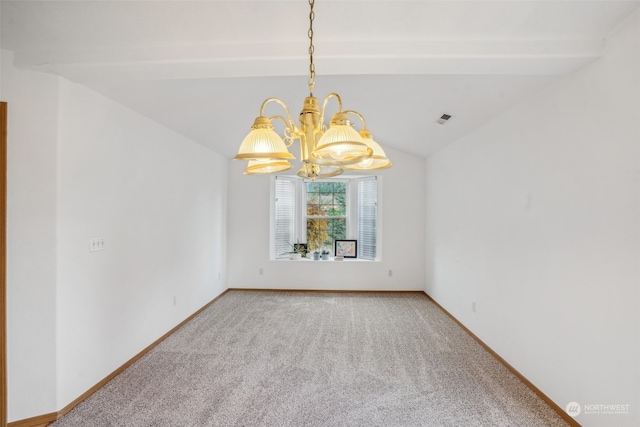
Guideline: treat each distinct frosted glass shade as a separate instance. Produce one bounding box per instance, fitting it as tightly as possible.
[344,129,393,170]
[234,116,294,161]
[244,159,292,175]
[310,113,372,166]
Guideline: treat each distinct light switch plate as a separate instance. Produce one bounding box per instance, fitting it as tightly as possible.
[90,237,105,252]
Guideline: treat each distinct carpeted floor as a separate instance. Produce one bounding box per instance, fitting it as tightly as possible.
[51,291,570,426]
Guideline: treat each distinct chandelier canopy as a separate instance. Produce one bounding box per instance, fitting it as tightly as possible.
[234,0,392,179]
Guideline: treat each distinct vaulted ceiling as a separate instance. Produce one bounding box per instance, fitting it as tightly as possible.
[2,1,639,159]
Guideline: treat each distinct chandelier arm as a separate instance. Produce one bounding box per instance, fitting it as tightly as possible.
[269,115,298,147]
[283,129,297,148]
[269,115,290,129]
[259,98,297,131]
[319,93,343,126]
[343,110,367,130]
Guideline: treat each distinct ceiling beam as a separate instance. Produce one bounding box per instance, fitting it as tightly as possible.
[12,39,605,85]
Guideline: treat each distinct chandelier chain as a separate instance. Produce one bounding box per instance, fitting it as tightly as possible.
[308,0,315,95]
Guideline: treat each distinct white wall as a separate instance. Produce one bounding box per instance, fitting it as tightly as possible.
[425,11,639,427]
[228,146,426,290]
[2,50,229,420]
[1,50,59,420]
[56,79,228,409]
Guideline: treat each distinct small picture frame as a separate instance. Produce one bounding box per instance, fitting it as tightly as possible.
[334,240,357,258]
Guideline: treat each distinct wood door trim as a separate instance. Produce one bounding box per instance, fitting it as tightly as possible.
[1,102,8,427]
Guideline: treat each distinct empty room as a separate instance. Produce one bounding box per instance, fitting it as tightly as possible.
[0,1,638,426]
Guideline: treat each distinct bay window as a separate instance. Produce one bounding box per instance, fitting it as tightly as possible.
[271,176,380,260]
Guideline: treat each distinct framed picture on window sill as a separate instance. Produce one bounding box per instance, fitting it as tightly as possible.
[335,240,357,258]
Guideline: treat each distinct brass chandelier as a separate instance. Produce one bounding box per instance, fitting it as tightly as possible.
[234,0,392,179]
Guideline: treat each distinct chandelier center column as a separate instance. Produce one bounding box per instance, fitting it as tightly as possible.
[299,96,321,162]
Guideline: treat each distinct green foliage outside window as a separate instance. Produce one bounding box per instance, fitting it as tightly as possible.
[306,182,347,252]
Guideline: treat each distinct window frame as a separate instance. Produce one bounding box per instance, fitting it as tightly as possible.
[303,179,350,253]
[270,175,382,261]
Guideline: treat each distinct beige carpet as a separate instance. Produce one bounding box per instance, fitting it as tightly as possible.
[51,291,569,426]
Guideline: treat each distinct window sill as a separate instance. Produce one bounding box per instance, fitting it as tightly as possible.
[271,257,377,262]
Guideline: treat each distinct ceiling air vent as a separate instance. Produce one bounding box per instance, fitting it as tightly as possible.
[436,114,452,125]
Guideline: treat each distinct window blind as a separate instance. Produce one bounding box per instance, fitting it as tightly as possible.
[358,178,377,260]
[274,178,295,257]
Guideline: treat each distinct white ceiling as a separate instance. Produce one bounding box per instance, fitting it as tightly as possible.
[2,0,639,159]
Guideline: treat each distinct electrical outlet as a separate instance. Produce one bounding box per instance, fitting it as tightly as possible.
[173,296,177,306]
[89,237,105,252]
[472,301,476,313]
[388,270,393,277]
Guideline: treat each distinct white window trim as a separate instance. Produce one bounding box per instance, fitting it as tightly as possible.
[270,175,382,261]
